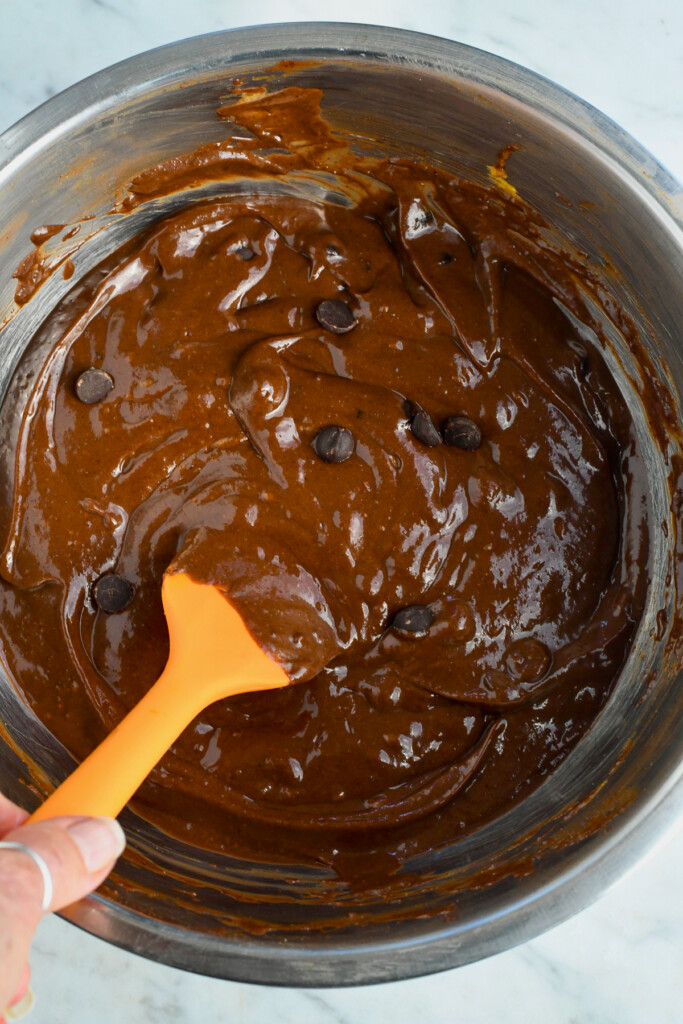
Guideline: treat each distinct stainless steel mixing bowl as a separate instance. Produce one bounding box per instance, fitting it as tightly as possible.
[0,24,682,986]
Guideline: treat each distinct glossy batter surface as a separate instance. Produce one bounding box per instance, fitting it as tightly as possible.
[0,88,648,875]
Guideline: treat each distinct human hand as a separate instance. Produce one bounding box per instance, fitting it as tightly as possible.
[0,790,125,1019]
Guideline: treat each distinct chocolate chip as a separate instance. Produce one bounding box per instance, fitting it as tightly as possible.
[392,604,434,637]
[443,416,482,451]
[92,573,135,613]
[75,369,114,405]
[312,425,355,463]
[315,299,356,334]
[410,409,442,447]
[236,246,254,260]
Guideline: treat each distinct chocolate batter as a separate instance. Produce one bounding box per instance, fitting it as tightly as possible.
[0,87,649,878]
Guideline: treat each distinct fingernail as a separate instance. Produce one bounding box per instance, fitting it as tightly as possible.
[67,817,126,873]
[6,986,34,1021]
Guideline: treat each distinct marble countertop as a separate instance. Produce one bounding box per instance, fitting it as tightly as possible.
[1,1,682,1022]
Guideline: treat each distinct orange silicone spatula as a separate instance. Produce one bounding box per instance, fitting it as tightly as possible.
[28,572,289,823]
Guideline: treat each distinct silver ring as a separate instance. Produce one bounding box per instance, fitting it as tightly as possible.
[0,840,54,912]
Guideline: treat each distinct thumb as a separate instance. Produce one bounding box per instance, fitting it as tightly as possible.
[2,815,126,911]
[0,816,125,1009]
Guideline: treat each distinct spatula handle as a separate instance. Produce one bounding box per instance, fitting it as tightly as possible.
[27,574,289,822]
[28,665,200,822]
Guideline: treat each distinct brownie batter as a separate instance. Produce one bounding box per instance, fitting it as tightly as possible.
[0,87,649,877]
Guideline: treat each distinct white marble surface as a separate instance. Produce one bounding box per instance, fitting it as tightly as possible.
[1,1,682,1021]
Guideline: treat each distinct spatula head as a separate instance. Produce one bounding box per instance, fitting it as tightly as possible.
[162,572,290,705]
